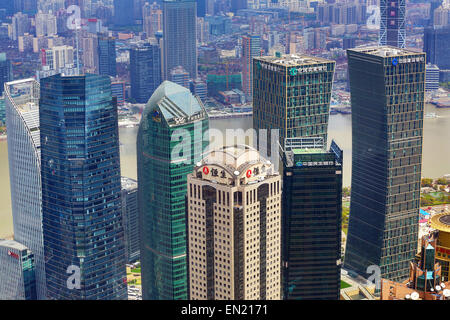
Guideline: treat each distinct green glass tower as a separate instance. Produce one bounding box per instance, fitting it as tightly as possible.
[253,54,335,154]
[137,81,209,300]
[344,47,426,282]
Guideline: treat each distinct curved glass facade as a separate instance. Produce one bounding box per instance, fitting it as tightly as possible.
[40,74,127,300]
[137,81,208,300]
[5,79,47,300]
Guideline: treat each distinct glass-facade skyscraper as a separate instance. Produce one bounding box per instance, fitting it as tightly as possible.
[241,34,261,100]
[137,81,208,300]
[162,0,197,79]
[379,0,406,48]
[423,26,450,70]
[344,47,425,282]
[130,41,162,104]
[253,54,335,154]
[282,138,343,300]
[40,74,127,300]
[97,34,117,77]
[4,78,47,300]
[0,239,36,300]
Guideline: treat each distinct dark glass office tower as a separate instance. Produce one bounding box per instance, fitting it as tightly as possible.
[344,47,426,282]
[114,0,135,26]
[0,53,12,95]
[424,26,450,70]
[162,0,197,79]
[380,0,406,48]
[282,138,343,300]
[137,81,208,300]
[40,74,127,300]
[97,34,117,77]
[253,54,335,154]
[130,41,162,103]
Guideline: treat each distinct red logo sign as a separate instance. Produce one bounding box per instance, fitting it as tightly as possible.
[246,170,252,178]
[8,250,19,259]
[203,167,210,175]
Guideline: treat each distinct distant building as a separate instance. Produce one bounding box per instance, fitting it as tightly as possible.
[169,66,190,89]
[0,239,36,300]
[121,177,139,263]
[187,145,282,300]
[130,41,161,103]
[41,45,75,71]
[282,138,343,300]
[114,0,135,26]
[426,64,440,92]
[379,0,406,48]
[97,34,117,77]
[424,26,450,70]
[241,34,261,100]
[143,2,162,38]
[191,78,207,102]
[11,12,30,41]
[35,12,57,37]
[111,80,126,106]
[0,53,12,95]
[163,0,197,79]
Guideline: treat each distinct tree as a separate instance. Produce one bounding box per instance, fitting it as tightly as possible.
[421,178,433,188]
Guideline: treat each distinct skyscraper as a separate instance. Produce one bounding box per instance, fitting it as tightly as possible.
[137,81,208,300]
[121,177,140,263]
[114,0,135,26]
[97,34,117,77]
[282,138,343,300]
[187,145,282,300]
[130,41,161,103]
[241,34,261,100]
[344,47,426,282]
[0,53,12,95]
[424,26,450,70]
[0,239,36,300]
[40,74,127,300]
[253,54,335,154]
[162,0,197,79]
[4,78,46,300]
[379,0,406,48]
[143,2,162,38]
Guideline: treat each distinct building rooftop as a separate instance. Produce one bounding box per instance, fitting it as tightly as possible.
[121,177,137,191]
[255,53,333,67]
[292,148,324,155]
[0,239,29,251]
[202,145,268,171]
[430,213,450,233]
[145,81,206,126]
[349,46,425,58]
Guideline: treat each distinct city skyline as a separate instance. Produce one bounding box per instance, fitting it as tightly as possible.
[0,0,449,304]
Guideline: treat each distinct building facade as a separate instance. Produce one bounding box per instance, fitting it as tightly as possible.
[130,41,161,104]
[241,34,261,100]
[4,78,46,300]
[0,239,36,300]
[40,74,127,300]
[424,26,450,70]
[137,81,209,300]
[162,0,197,79]
[97,34,117,77]
[253,54,335,154]
[379,0,406,48]
[282,138,343,300]
[0,53,12,95]
[344,47,426,282]
[121,177,140,263]
[187,145,282,300]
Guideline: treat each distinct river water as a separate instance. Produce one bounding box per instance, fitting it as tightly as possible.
[0,104,449,238]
